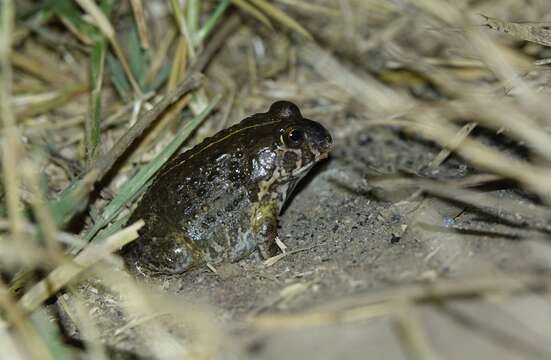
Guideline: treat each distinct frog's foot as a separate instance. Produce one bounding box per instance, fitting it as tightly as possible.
[253,217,280,259]
[257,237,280,259]
[250,201,281,260]
[123,232,203,275]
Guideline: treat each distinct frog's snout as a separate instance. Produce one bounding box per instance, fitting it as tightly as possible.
[315,126,333,155]
[322,132,333,151]
[304,119,333,153]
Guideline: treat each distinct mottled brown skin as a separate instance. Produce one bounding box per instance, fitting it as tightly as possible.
[121,101,333,274]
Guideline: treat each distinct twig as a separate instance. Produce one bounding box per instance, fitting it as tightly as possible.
[92,73,202,181]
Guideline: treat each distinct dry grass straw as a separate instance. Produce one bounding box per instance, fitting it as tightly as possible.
[252,273,550,329]
[251,273,551,358]
[301,2,551,201]
[18,220,143,313]
[1,0,23,241]
[75,0,141,96]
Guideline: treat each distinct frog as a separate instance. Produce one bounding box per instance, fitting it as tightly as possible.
[121,101,333,274]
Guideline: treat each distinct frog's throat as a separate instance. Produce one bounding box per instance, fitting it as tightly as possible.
[284,177,302,203]
[290,160,315,178]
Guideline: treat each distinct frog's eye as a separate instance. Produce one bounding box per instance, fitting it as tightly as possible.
[283,128,305,147]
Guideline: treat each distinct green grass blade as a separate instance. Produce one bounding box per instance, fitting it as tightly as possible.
[47,0,101,43]
[169,0,196,58]
[30,309,74,360]
[146,61,172,92]
[128,23,148,88]
[86,0,114,166]
[48,171,97,226]
[193,0,231,47]
[107,52,131,101]
[89,212,130,245]
[186,0,200,37]
[80,95,221,248]
[87,42,105,165]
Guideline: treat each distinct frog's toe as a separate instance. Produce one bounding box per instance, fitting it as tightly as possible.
[150,238,198,274]
[123,235,198,275]
[157,255,194,274]
[257,241,279,260]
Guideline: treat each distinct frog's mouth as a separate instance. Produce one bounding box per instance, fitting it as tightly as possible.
[289,148,329,178]
[290,161,315,178]
[284,149,330,201]
[286,161,315,194]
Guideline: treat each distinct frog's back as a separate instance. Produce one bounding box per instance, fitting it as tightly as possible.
[122,113,272,273]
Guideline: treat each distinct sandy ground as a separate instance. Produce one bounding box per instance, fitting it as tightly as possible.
[59,125,551,359]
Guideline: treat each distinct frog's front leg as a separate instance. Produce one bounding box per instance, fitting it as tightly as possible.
[250,200,280,259]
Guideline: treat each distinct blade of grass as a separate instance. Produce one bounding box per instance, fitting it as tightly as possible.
[10,51,72,85]
[193,0,231,47]
[129,0,149,49]
[30,309,75,359]
[0,0,23,240]
[231,0,273,30]
[75,0,143,96]
[16,83,88,119]
[248,0,312,39]
[107,52,131,101]
[145,26,176,87]
[167,37,187,90]
[128,23,149,89]
[148,62,172,92]
[86,0,114,167]
[48,170,98,226]
[87,44,105,165]
[87,213,130,247]
[48,0,98,45]
[172,0,217,115]
[187,0,200,38]
[80,94,221,248]
[170,0,196,59]
[273,0,339,16]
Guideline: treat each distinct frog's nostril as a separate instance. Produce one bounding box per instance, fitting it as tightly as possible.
[322,133,333,150]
